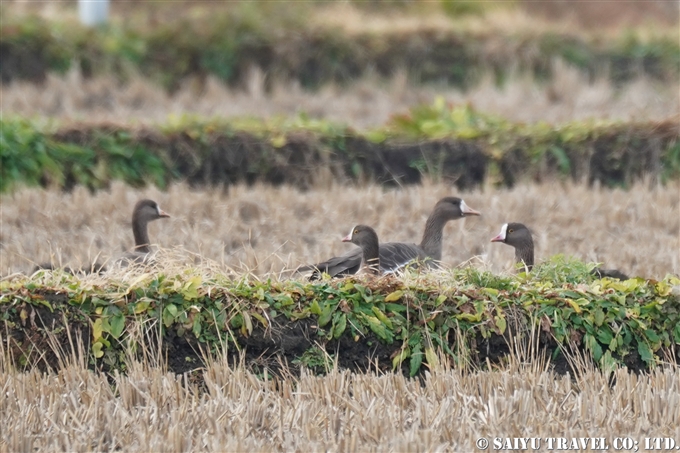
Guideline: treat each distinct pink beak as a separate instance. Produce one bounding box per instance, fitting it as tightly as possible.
[341,234,352,242]
[490,234,504,243]
[159,209,170,218]
[460,200,481,216]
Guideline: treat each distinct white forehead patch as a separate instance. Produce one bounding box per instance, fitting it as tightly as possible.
[460,200,468,215]
[498,223,508,240]
[347,225,357,239]
[156,205,163,215]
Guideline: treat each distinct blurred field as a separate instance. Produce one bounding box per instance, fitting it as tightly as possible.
[2,65,677,129]
[2,350,679,451]
[1,181,678,279]
[6,0,678,31]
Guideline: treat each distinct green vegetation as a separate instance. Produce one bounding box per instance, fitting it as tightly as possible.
[2,258,678,375]
[2,103,678,193]
[1,9,677,91]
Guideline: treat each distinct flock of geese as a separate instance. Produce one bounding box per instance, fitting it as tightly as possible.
[36,196,629,280]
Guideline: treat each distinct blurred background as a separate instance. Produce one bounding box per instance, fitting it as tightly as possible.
[2,0,678,126]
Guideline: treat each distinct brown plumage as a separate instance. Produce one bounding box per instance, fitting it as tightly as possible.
[342,225,380,275]
[300,197,481,279]
[490,222,535,272]
[117,199,170,266]
[32,262,107,275]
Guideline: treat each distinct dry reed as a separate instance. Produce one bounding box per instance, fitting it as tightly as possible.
[1,180,678,279]
[1,340,679,452]
[1,63,677,129]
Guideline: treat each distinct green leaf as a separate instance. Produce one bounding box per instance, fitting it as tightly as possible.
[596,327,613,346]
[363,315,391,342]
[310,300,322,316]
[494,315,507,334]
[584,333,603,361]
[230,313,243,328]
[92,318,103,342]
[318,304,333,327]
[392,346,410,370]
[181,276,201,300]
[109,313,125,339]
[134,300,151,314]
[673,323,680,344]
[456,312,482,322]
[385,303,408,313]
[409,347,423,377]
[638,341,654,365]
[35,298,54,312]
[371,306,393,329]
[644,329,660,343]
[332,314,347,339]
[163,304,178,327]
[593,308,605,326]
[599,350,618,373]
[92,341,104,359]
[270,134,287,148]
[192,316,202,338]
[384,290,403,302]
[425,347,440,369]
[365,130,387,144]
[242,311,253,335]
[483,288,499,301]
[563,297,587,314]
[251,311,269,328]
[655,281,671,296]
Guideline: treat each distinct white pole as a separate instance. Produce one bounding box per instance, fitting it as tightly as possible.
[79,0,109,27]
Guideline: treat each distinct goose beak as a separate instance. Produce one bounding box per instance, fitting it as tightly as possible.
[490,223,508,242]
[460,200,481,216]
[158,209,170,218]
[341,234,352,242]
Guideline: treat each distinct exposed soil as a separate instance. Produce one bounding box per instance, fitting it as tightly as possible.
[2,293,660,381]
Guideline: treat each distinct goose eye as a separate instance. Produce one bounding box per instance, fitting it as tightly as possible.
[354,229,359,235]
[508,229,514,233]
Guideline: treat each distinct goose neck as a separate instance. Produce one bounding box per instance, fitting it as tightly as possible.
[419,212,448,260]
[132,216,151,253]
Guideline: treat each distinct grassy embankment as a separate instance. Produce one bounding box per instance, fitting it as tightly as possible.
[2,102,679,195]
[2,4,677,91]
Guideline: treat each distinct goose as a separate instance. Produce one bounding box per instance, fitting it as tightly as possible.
[342,225,380,275]
[490,222,629,279]
[32,261,107,275]
[490,223,534,271]
[300,197,481,279]
[117,199,170,266]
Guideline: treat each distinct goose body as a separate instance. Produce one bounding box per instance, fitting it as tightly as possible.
[32,262,107,275]
[301,197,480,279]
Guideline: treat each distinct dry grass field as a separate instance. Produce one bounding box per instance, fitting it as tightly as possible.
[3,3,679,450]
[1,181,678,279]
[2,345,679,451]
[2,66,677,129]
